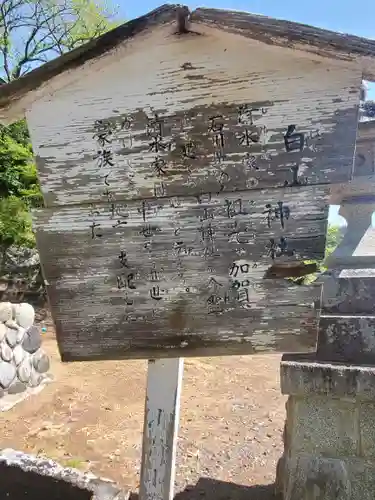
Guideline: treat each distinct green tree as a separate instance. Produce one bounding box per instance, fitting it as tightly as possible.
[0,0,119,81]
[324,225,342,260]
[359,81,375,121]
[0,196,34,272]
[361,100,375,120]
[0,0,119,256]
[0,121,42,204]
[289,224,343,286]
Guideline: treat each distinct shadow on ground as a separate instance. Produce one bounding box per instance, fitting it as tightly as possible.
[130,478,279,499]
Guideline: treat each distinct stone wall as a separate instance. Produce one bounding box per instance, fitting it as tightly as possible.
[277,358,375,500]
[275,272,375,500]
[0,302,51,403]
[0,246,46,308]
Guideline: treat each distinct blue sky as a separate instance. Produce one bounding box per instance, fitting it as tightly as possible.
[121,0,375,41]
[120,0,375,226]
[121,0,375,103]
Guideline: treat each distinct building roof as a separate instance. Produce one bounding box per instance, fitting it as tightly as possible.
[1,3,375,122]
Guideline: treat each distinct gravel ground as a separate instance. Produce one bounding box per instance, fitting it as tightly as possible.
[1,329,285,499]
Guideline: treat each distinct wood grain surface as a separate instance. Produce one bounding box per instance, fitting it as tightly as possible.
[24,19,360,360]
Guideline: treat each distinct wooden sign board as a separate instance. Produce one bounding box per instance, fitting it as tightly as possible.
[18,12,363,360]
[34,184,326,360]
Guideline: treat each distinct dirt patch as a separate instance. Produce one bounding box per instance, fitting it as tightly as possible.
[1,328,285,498]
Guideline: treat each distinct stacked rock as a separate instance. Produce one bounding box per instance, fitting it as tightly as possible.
[0,302,50,398]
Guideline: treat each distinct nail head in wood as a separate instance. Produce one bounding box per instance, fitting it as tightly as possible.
[175,5,190,34]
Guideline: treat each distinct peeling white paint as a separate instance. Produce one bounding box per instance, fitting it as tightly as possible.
[139,358,183,500]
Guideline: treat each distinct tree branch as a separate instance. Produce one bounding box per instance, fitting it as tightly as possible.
[1,0,119,82]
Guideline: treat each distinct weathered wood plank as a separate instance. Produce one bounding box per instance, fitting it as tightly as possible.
[1,3,375,124]
[32,186,324,360]
[191,8,375,79]
[26,24,360,207]
[40,284,320,359]
[139,358,183,500]
[33,186,329,267]
[20,19,362,362]
[32,101,357,206]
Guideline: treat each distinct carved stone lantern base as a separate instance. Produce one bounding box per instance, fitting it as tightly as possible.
[276,356,375,500]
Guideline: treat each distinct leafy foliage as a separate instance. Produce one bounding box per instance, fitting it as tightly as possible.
[0,0,120,252]
[361,100,375,120]
[0,196,34,249]
[0,0,119,82]
[0,121,42,252]
[289,224,343,286]
[0,121,42,205]
[324,225,342,260]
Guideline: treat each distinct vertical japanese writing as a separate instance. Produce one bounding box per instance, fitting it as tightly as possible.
[152,156,167,176]
[237,105,267,125]
[284,125,304,153]
[147,112,163,138]
[179,139,196,175]
[229,262,256,306]
[93,119,115,168]
[198,219,217,257]
[118,250,129,268]
[89,205,102,239]
[138,200,156,222]
[117,115,134,148]
[266,237,295,260]
[237,105,254,125]
[228,220,256,246]
[149,137,171,154]
[217,171,230,192]
[116,249,136,307]
[139,224,161,238]
[181,140,196,160]
[154,181,167,197]
[117,272,136,290]
[172,224,187,279]
[232,278,250,304]
[283,164,308,187]
[94,148,114,169]
[236,105,268,152]
[209,115,225,162]
[103,188,116,217]
[243,153,259,171]
[173,239,186,256]
[137,199,161,245]
[200,207,214,221]
[101,171,116,215]
[237,128,265,147]
[93,119,114,147]
[123,158,136,190]
[147,111,171,180]
[206,277,228,314]
[196,192,212,205]
[149,263,166,301]
[224,198,248,218]
[112,203,129,228]
[263,202,291,229]
[92,118,118,217]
